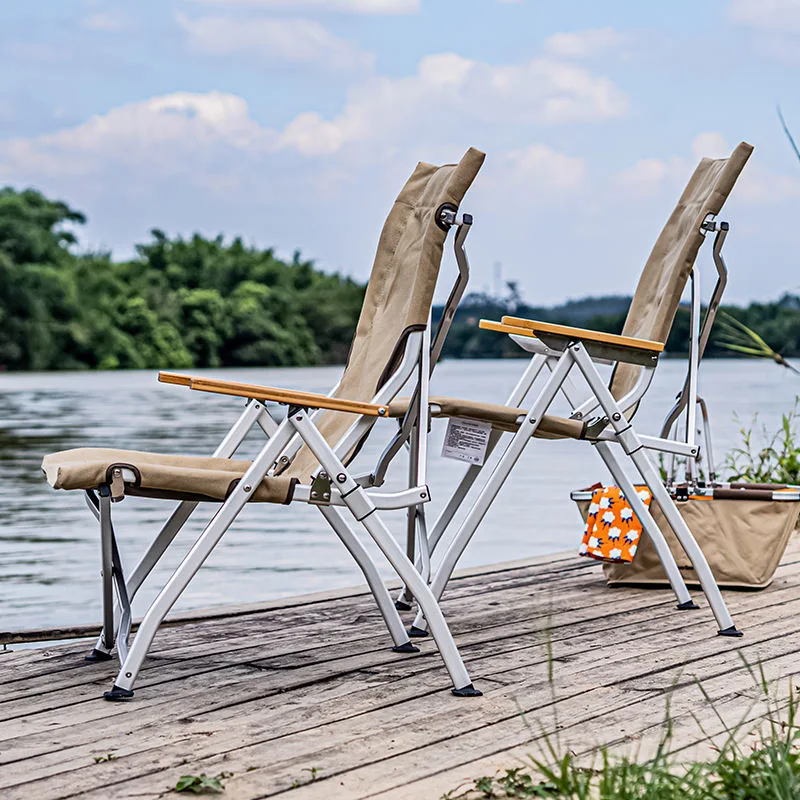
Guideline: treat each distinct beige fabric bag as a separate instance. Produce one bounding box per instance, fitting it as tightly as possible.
[575,494,799,589]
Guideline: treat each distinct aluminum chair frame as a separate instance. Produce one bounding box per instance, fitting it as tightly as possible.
[403,215,745,640]
[78,209,484,700]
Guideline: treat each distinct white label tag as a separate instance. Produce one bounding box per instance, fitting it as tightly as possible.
[441,418,492,465]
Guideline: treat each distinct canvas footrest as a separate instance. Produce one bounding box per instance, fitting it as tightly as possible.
[42,448,298,504]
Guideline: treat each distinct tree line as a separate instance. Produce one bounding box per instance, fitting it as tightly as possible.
[1,186,798,371]
[0,187,364,371]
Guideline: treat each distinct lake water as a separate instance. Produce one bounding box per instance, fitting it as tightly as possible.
[1,358,797,633]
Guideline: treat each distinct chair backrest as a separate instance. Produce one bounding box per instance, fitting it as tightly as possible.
[610,142,753,401]
[287,147,485,480]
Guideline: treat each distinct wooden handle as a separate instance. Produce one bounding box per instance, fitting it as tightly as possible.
[499,316,665,353]
[158,372,193,386]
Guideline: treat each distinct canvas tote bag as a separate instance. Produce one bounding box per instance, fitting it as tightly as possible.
[574,487,800,589]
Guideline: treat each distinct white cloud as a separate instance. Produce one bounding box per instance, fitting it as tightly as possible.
[496,144,586,192]
[0,49,625,291]
[176,13,373,71]
[614,132,800,205]
[278,52,628,156]
[186,0,419,13]
[0,92,276,179]
[0,48,626,171]
[615,156,686,198]
[729,0,800,33]
[728,0,800,63]
[543,27,627,59]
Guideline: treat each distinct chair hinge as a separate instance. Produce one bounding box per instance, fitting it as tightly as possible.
[309,471,332,506]
[584,416,610,439]
[109,468,125,502]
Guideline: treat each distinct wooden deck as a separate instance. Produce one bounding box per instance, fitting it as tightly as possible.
[3,540,800,800]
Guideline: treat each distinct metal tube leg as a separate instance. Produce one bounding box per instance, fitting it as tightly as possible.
[361,511,477,694]
[105,425,295,700]
[571,344,738,635]
[111,534,133,664]
[98,488,115,653]
[317,505,415,652]
[91,500,198,657]
[593,441,694,608]
[289,410,479,696]
[629,448,738,634]
[412,352,575,633]
[91,400,270,658]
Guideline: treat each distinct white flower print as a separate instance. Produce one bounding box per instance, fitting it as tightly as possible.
[588,536,599,549]
[609,548,622,560]
[629,544,637,556]
[625,529,640,542]
[599,497,611,509]
[608,526,622,540]
[602,511,615,525]
[620,506,633,521]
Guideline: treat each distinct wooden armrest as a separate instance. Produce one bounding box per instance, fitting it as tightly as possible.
[158,372,193,386]
[487,317,665,353]
[158,372,389,417]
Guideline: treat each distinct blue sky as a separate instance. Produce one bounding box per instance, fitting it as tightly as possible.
[1,0,798,304]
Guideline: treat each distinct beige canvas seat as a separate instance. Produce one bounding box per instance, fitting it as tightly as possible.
[42,448,298,503]
[42,148,487,701]
[402,142,754,641]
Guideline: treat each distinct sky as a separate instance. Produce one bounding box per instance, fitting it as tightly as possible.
[0,0,799,305]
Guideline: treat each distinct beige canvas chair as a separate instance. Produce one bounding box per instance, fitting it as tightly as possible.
[396,142,754,640]
[42,148,486,700]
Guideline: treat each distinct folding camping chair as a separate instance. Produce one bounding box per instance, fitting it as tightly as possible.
[395,142,754,639]
[42,147,486,700]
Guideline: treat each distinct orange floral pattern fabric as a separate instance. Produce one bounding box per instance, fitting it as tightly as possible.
[579,485,652,563]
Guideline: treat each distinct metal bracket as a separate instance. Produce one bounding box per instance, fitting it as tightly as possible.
[584,416,610,439]
[309,471,332,505]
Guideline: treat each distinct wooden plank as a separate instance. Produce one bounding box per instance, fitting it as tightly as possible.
[2,542,798,800]
[5,583,799,796]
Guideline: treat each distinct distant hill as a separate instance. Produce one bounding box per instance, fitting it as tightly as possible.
[433,291,800,360]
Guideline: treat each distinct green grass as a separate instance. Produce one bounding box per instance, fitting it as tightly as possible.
[723,396,800,484]
[443,664,800,799]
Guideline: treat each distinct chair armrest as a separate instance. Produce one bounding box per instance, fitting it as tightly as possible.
[157,373,389,417]
[478,318,664,353]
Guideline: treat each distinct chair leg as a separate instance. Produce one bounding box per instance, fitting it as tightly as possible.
[593,441,695,609]
[89,500,198,661]
[411,351,574,634]
[629,447,739,634]
[98,488,115,653]
[89,401,269,659]
[571,343,738,635]
[317,505,416,652]
[104,425,295,700]
[289,410,479,696]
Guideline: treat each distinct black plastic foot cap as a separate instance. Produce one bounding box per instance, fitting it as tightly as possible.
[85,648,113,663]
[452,683,483,698]
[676,600,700,610]
[103,685,134,701]
[391,642,420,654]
[717,626,744,638]
[408,625,430,638]
[394,599,413,611]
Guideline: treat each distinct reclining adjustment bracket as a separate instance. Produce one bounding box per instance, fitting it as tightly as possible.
[584,416,610,439]
[309,471,332,506]
[109,468,125,502]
